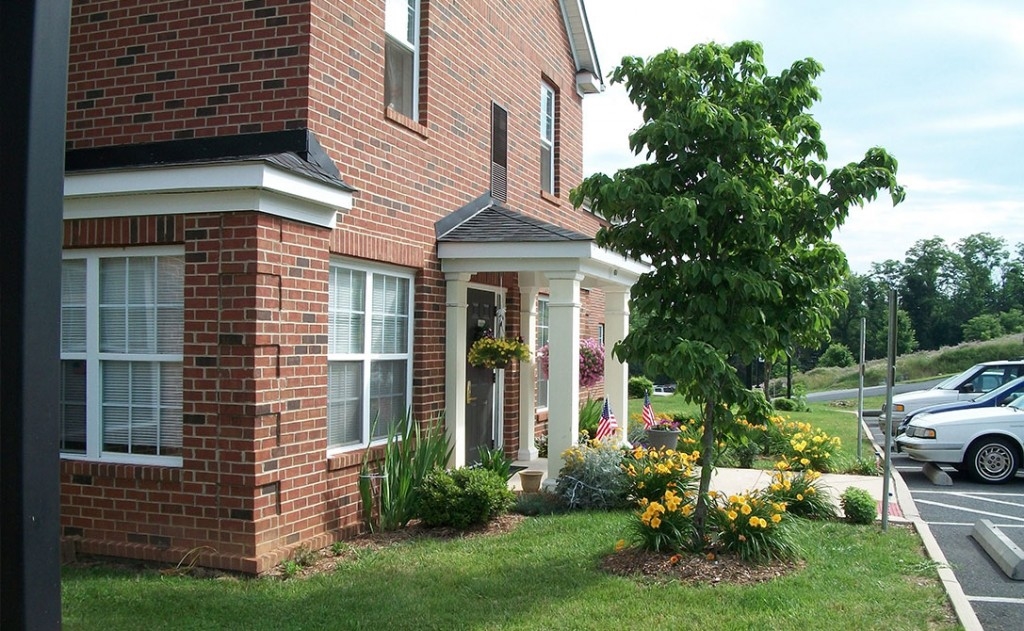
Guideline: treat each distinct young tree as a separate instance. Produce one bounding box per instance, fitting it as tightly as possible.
[571,42,903,544]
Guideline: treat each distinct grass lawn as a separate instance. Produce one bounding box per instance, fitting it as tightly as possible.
[62,514,956,630]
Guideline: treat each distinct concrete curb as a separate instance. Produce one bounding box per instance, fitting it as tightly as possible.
[923,462,953,486]
[861,416,983,631]
[971,519,1024,580]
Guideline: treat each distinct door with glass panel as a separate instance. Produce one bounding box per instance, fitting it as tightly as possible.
[465,288,497,464]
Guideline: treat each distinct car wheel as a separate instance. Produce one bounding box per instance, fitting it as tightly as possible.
[965,437,1020,484]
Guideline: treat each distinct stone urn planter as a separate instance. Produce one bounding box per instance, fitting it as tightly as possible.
[518,470,544,494]
[646,428,680,451]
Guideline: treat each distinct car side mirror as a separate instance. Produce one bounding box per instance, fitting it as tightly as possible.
[959,384,975,394]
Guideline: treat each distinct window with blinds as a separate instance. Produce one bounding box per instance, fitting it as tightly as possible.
[540,82,556,194]
[60,249,184,464]
[384,0,420,119]
[328,260,413,450]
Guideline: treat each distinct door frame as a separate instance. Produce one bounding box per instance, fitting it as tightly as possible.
[466,283,506,457]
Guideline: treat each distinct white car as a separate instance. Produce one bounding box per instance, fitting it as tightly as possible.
[879,360,1024,435]
[896,396,1024,484]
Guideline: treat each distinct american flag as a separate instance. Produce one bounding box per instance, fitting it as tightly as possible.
[595,398,618,441]
[641,391,656,429]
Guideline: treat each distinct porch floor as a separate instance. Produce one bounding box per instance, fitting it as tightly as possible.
[510,457,548,492]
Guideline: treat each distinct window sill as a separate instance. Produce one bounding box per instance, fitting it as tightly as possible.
[540,190,560,206]
[385,106,428,138]
[61,457,183,481]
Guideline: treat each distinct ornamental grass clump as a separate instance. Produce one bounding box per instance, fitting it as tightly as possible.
[556,439,629,510]
[710,489,798,562]
[764,469,837,520]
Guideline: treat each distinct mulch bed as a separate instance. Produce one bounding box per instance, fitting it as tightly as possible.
[600,547,803,586]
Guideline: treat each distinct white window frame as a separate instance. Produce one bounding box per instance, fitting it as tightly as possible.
[384,0,421,119]
[60,246,185,467]
[540,82,556,194]
[536,296,550,410]
[328,257,415,454]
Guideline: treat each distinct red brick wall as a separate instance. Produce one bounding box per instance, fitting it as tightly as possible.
[62,0,609,572]
[66,0,311,149]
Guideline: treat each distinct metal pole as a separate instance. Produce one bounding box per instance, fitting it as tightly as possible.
[1,0,70,627]
[881,290,897,530]
[857,316,865,460]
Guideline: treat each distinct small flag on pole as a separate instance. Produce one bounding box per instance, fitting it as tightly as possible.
[641,391,656,429]
[595,398,618,441]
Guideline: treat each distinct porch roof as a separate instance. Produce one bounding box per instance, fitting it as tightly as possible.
[435,194,649,289]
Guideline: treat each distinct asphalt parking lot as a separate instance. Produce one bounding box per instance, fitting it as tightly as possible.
[870,423,1024,631]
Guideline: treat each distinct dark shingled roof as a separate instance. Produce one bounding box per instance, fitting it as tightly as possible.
[436,194,592,243]
[64,129,355,193]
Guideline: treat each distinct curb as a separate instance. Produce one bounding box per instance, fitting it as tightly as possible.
[861,417,984,631]
[971,519,1024,580]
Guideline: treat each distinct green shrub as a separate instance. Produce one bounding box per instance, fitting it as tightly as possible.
[772,397,797,411]
[627,489,698,553]
[476,444,513,480]
[556,440,629,510]
[358,413,453,532]
[628,376,654,398]
[842,456,881,476]
[535,432,548,458]
[764,470,836,520]
[840,487,877,524]
[418,467,515,529]
[513,491,567,516]
[818,343,855,368]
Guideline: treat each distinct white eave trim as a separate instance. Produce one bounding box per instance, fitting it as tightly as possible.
[64,161,353,229]
[437,240,649,288]
[560,0,604,95]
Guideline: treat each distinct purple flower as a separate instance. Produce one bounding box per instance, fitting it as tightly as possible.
[537,338,605,388]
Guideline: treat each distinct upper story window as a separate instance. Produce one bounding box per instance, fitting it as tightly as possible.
[328,259,414,451]
[540,82,556,195]
[385,0,420,119]
[60,248,185,466]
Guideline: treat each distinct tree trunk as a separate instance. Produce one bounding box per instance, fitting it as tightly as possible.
[692,396,717,550]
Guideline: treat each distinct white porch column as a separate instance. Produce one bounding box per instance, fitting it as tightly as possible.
[545,271,582,480]
[517,276,540,460]
[445,272,471,467]
[604,287,631,444]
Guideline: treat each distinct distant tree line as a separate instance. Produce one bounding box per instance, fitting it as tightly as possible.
[815,232,1024,368]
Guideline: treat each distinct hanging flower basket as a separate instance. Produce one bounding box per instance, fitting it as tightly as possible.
[467,335,531,369]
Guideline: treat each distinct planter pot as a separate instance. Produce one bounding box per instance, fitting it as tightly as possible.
[646,428,680,451]
[518,470,544,494]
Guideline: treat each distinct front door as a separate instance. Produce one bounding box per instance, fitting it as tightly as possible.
[466,288,497,464]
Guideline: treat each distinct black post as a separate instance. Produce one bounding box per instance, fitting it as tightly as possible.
[1,0,71,628]
[786,354,792,399]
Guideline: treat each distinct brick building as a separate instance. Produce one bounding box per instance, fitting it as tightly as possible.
[60,0,645,573]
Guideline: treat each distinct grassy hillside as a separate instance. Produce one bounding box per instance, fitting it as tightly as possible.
[793,332,1024,392]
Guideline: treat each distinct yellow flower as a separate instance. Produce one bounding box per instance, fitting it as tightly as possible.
[749,516,760,527]
[669,554,681,565]
[729,495,741,504]
[758,517,768,528]
[727,510,738,521]
[615,539,626,552]
[796,493,804,501]
[741,504,752,516]
[650,517,662,529]
[800,458,811,466]
[807,487,816,495]
[771,513,782,523]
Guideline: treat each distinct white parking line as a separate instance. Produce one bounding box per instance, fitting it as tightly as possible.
[926,522,1024,528]
[948,493,1024,510]
[914,499,1024,523]
[912,490,1024,498]
[967,595,1024,605]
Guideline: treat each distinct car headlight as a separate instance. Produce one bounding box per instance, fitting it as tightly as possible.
[908,426,936,439]
[893,404,905,412]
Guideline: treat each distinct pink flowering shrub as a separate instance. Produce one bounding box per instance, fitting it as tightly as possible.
[537,338,605,388]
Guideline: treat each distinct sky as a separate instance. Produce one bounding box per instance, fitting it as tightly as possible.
[581,0,1024,273]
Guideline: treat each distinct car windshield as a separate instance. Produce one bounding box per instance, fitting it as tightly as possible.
[934,364,983,390]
